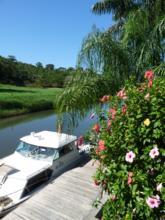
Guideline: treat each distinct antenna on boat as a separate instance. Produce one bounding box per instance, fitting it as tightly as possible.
[57,116,63,134]
[57,123,62,134]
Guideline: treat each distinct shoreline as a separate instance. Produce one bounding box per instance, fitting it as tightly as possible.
[0,84,62,119]
[0,106,54,119]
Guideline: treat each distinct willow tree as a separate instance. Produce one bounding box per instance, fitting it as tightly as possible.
[84,0,165,78]
[57,0,165,114]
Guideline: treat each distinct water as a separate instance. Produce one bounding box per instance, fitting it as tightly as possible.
[0,110,96,159]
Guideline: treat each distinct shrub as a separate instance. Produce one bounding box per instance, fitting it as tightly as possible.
[89,71,165,219]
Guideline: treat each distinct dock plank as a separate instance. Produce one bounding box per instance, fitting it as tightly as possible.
[4,159,100,220]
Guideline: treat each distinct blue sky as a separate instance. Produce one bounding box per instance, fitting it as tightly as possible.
[0,0,112,68]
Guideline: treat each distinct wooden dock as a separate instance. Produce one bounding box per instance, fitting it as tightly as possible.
[4,158,101,220]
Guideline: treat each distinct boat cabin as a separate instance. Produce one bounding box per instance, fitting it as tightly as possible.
[17,131,78,162]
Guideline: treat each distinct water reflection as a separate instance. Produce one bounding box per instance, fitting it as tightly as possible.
[0,110,97,158]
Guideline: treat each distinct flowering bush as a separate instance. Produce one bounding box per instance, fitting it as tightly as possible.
[89,71,165,219]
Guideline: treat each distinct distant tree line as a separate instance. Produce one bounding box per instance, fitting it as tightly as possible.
[0,55,79,88]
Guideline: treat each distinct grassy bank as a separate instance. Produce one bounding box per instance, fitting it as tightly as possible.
[0,84,62,118]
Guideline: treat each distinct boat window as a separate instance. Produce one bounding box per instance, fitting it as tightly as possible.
[35,147,56,161]
[53,150,59,160]
[16,142,38,156]
[59,143,73,157]
[16,141,56,161]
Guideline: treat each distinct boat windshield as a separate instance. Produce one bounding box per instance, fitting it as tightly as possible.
[16,141,57,161]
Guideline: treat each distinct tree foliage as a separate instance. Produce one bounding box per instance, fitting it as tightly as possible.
[0,56,77,88]
[56,69,117,113]
[81,0,165,77]
[57,0,165,113]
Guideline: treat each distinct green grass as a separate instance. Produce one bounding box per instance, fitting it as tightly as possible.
[0,84,62,118]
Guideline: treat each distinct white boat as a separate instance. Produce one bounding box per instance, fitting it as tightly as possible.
[0,131,90,217]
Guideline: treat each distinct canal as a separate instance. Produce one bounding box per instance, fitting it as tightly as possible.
[0,110,96,158]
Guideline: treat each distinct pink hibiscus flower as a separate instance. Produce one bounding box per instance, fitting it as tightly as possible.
[98,140,105,146]
[149,146,159,159]
[146,196,161,208]
[98,140,106,151]
[96,140,107,154]
[117,88,128,100]
[125,151,136,163]
[144,70,154,80]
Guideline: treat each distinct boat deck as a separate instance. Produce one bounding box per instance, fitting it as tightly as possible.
[4,158,101,220]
